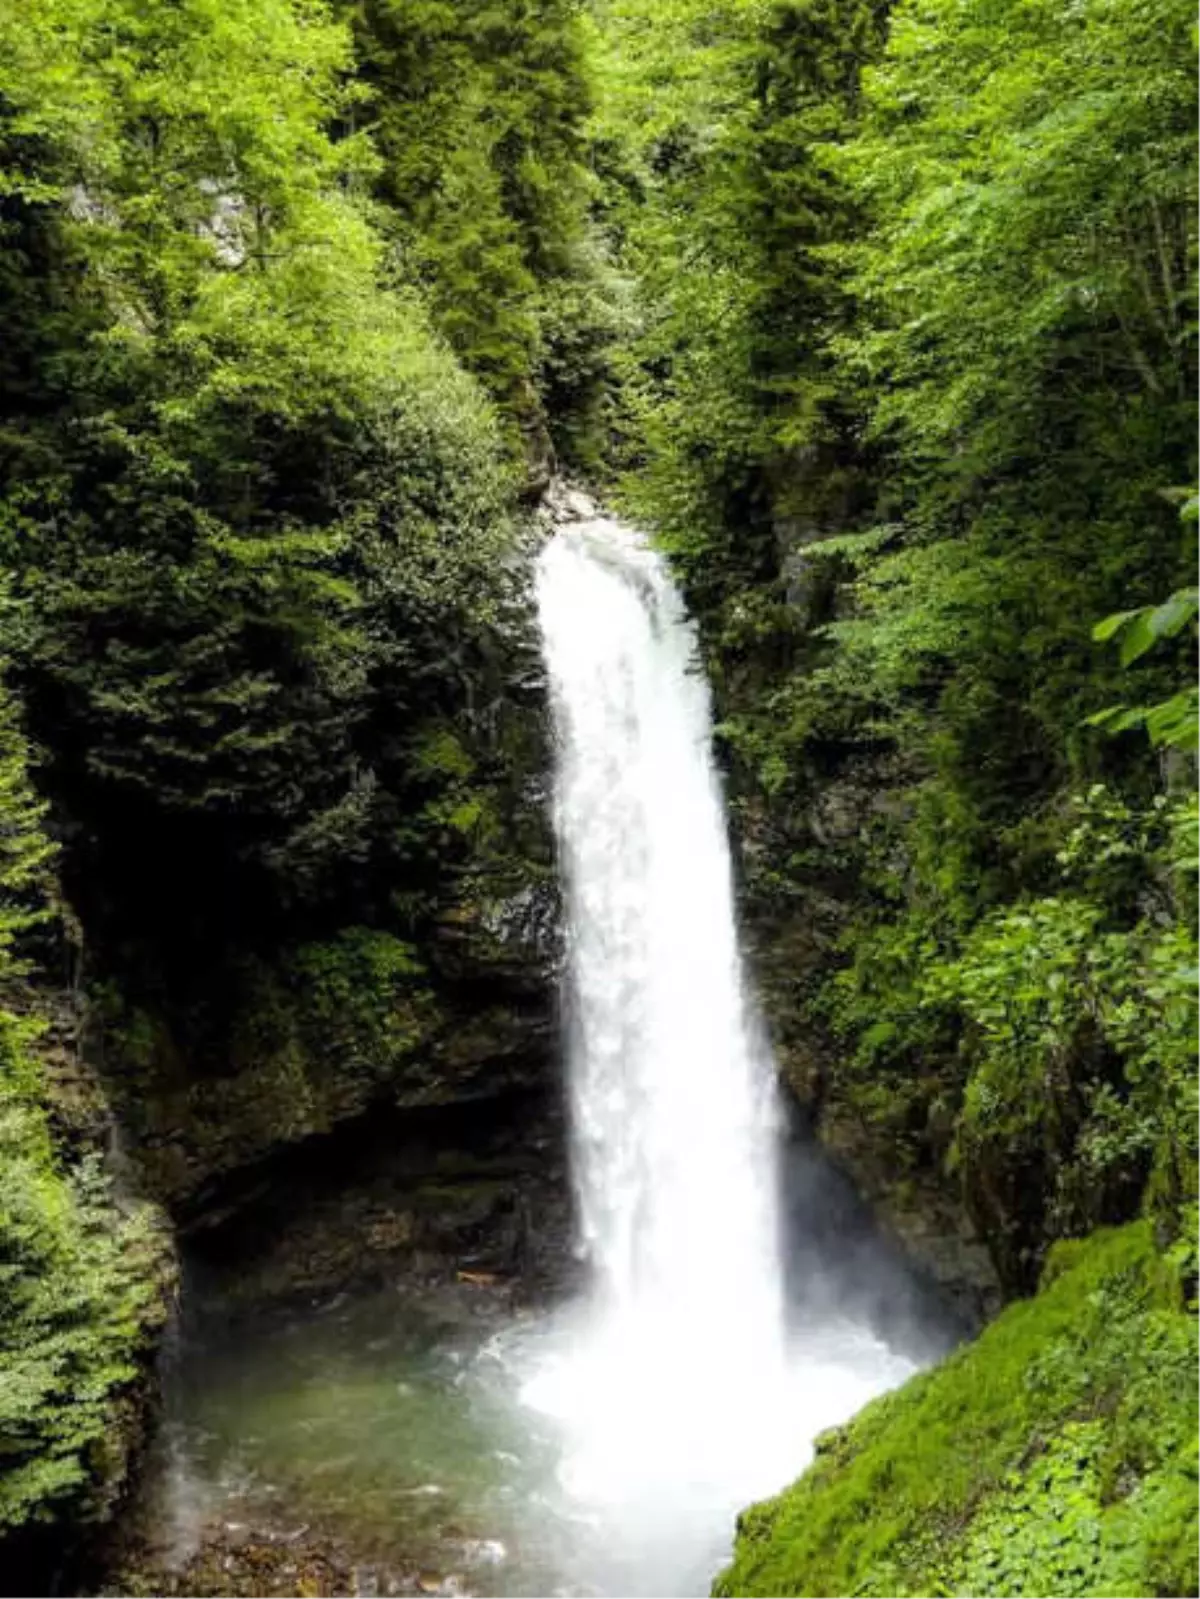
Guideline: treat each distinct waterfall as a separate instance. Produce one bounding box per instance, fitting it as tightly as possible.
[536,496,783,1358]
[540,498,784,1349]
[522,493,916,1596]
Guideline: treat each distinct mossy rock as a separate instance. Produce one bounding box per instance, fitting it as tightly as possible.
[714,1221,1198,1598]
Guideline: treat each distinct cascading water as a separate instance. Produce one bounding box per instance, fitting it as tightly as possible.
[537,496,783,1361]
[521,492,918,1596]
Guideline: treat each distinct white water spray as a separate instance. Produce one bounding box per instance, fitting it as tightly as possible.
[524,493,916,1595]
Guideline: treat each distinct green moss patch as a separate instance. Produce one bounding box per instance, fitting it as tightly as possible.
[715,1222,1198,1597]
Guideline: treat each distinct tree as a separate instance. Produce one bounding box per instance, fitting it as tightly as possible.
[0,0,516,956]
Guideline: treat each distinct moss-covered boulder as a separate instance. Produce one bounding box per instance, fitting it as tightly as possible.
[715,1221,1198,1598]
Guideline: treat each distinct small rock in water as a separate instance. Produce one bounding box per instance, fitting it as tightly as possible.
[461,1539,506,1566]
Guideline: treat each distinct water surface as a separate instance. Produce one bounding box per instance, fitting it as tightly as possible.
[153,1280,916,1598]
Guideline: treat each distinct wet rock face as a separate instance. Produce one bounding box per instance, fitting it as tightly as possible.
[180,1091,573,1315]
[731,763,1005,1327]
[744,917,1003,1326]
[810,1106,1002,1327]
[89,935,561,1225]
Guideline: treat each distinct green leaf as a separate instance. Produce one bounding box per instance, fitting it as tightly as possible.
[1084,705,1146,733]
[1118,611,1160,667]
[1149,588,1199,642]
[1093,610,1137,644]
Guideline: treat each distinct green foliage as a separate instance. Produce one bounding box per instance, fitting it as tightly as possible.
[0,0,1192,1568]
[340,0,617,456]
[285,928,430,1085]
[0,679,165,1533]
[840,0,1195,462]
[593,0,883,594]
[594,0,1197,1297]
[594,66,1196,1599]
[0,1074,163,1531]
[0,0,529,963]
[0,685,55,972]
[827,786,1197,1286]
[804,0,1196,779]
[1089,518,1200,748]
[0,4,577,1538]
[715,1223,1199,1598]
